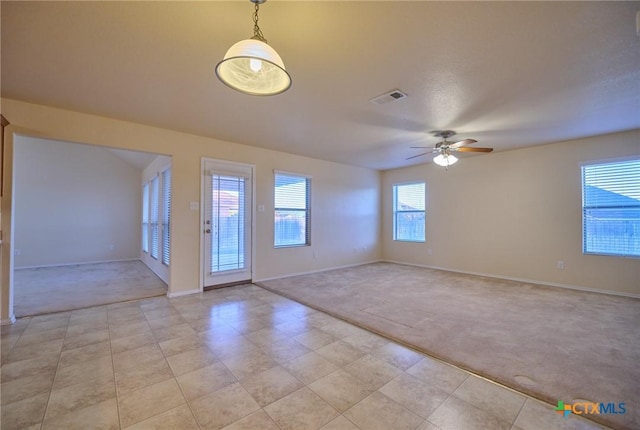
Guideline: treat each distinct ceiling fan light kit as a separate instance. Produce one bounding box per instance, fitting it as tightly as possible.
[433,153,458,168]
[216,0,291,96]
[407,130,494,169]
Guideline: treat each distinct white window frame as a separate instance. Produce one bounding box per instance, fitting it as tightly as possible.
[581,157,640,258]
[393,181,426,243]
[274,170,311,248]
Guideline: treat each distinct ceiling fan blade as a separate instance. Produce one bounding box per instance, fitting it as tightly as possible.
[409,146,436,149]
[454,147,494,153]
[406,152,430,160]
[449,139,477,148]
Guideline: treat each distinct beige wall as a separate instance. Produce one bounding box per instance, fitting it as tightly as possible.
[13,136,142,268]
[382,129,640,296]
[1,97,636,322]
[253,154,381,282]
[0,98,381,320]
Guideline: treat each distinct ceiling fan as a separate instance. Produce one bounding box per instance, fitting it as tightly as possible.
[407,130,493,169]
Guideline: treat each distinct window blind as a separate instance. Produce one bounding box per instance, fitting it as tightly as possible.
[142,182,149,253]
[274,173,311,247]
[150,175,159,259]
[582,159,640,257]
[161,169,171,266]
[393,182,426,242]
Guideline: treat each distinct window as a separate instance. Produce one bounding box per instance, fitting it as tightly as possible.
[142,182,149,253]
[274,172,311,247]
[141,163,171,284]
[393,182,425,242]
[582,159,640,257]
[142,168,171,265]
[211,174,246,271]
[150,175,160,259]
[161,168,171,266]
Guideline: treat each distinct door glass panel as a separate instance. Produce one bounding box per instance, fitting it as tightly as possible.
[210,175,245,273]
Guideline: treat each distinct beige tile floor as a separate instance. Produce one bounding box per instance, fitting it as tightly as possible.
[1,284,608,430]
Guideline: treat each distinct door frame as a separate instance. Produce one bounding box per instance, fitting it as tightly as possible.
[1,127,174,323]
[199,158,255,290]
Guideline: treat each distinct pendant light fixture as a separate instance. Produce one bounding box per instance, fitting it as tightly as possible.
[215,0,291,96]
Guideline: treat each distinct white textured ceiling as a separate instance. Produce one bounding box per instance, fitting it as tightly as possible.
[2,1,639,170]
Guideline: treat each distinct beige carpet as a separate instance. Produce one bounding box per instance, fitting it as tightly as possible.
[13,260,167,317]
[257,262,640,430]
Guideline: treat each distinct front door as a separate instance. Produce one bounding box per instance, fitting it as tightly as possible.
[202,159,252,287]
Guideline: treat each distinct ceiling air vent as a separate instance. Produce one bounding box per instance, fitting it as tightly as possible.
[369,89,408,105]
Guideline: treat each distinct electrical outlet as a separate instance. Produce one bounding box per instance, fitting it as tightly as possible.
[557,260,565,270]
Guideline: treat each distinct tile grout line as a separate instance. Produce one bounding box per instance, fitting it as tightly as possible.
[38,311,71,430]
[419,372,470,428]
[107,304,124,430]
[1,317,31,361]
[175,291,326,430]
[509,397,529,430]
[202,298,285,429]
[151,300,205,430]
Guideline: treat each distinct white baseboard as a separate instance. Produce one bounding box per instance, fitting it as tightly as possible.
[15,258,141,270]
[253,259,382,283]
[167,288,201,299]
[1,315,17,325]
[382,259,640,299]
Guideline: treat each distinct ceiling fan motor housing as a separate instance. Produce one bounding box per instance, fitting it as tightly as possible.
[433,130,457,140]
